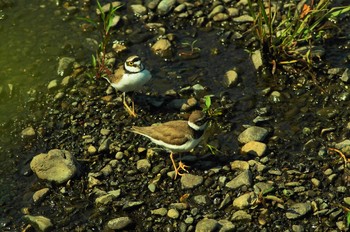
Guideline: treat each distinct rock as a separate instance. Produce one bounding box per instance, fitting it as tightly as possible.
[340,68,350,83]
[167,208,180,219]
[100,164,113,176]
[130,4,147,16]
[208,5,224,18]
[227,8,239,17]
[23,215,53,232]
[33,188,50,203]
[107,216,133,230]
[98,137,112,153]
[181,174,203,189]
[157,0,176,15]
[21,126,36,138]
[232,15,254,22]
[195,218,220,232]
[218,219,235,232]
[344,197,350,206]
[238,126,269,144]
[47,79,58,90]
[95,193,114,205]
[151,207,168,216]
[231,210,252,222]
[230,160,249,170]
[30,149,78,184]
[151,38,172,58]
[226,170,252,189]
[240,141,267,157]
[136,159,151,173]
[61,75,73,86]
[285,203,312,219]
[251,49,263,70]
[232,192,256,209]
[147,0,161,10]
[213,13,229,22]
[269,91,283,103]
[57,57,75,76]
[87,145,97,155]
[335,139,350,155]
[223,70,239,88]
[193,195,209,205]
[253,182,274,195]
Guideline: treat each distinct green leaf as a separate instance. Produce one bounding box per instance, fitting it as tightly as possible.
[77,17,98,28]
[204,95,211,109]
[91,54,97,68]
[347,212,350,227]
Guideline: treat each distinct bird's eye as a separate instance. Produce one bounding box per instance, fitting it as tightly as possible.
[127,61,134,66]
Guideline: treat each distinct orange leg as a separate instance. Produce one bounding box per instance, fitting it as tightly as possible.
[122,92,137,117]
[170,152,190,180]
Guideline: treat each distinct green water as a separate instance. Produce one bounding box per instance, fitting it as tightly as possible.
[0,0,89,123]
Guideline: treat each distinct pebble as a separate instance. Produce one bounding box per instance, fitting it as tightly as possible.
[340,68,350,82]
[223,70,239,88]
[151,207,168,216]
[251,49,263,70]
[181,174,203,189]
[23,215,53,232]
[311,178,320,187]
[157,0,176,15]
[130,4,147,16]
[167,208,180,219]
[21,126,36,138]
[47,79,58,90]
[98,138,112,153]
[96,2,122,14]
[195,218,220,232]
[218,219,235,231]
[193,195,208,205]
[107,216,133,230]
[232,192,256,209]
[240,141,267,157]
[238,126,269,144]
[87,145,97,155]
[208,5,224,19]
[232,15,254,22]
[57,57,75,76]
[151,38,172,58]
[225,170,252,189]
[285,203,312,219]
[30,149,78,184]
[231,210,252,222]
[61,75,72,86]
[136,159,151,173]
[344,197,350,206]
[33,188,50,203]
[230,160,249,170]
[213,13,229,22]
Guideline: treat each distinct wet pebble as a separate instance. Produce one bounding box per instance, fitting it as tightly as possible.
[238,126,269,144]
[195,218,220,232]
[47,79,58,90]
[23,215,53,232]
[225,170,252,189]
[130,4,147,16]
[181,174,203,189]
[151,38,172,57]
[230,160,249,170]
[285,203,312,219]
[151,207,167,216]
[340,68,350,82]
[231,210,252,222]
[32,188,50,203]
[30,149,78,184]
[21,126,36,138]
[232,192,256,209]
[240,141,267,157]
[57,57,75,76]
[223,69,239,88]
[107,216,133,230]
[136,159,151,173]
[167,208,180,219]
[157,0,176,15]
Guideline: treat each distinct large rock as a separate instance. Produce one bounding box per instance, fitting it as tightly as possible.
[23,215,53,232]
[30,149,78,184]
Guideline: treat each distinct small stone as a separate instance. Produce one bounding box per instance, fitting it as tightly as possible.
[57,57,75,76]
[240,141,267,157]
[344,197,350,206]
[238,126,269,144]
[33,188,50,203]
[232,15,254,22]
[87,145,97,155]
[227,8,239,17]
[292,224,304,232]
[232,192,256,209]
[226,170,252,189]
[21,126,36,138]
[169,202,188,210]
[98,138,112,153]
[193,195,208,205]
[231,210,252,222]
[95,194,113,205]
[107,217,132,230]
[115,151,124,160]
[130,4,147,15]
[136,159,151,173]
[61,76,72,86]
[223,70,239,88]
[181,174,203,189]
[340,68,350,83]
[96,2,123,14]
[47,80,58,90]
[213,13,229,22]
[174,4,186,13]
[30,149,78,184]
[100,164,113,176]
[100,128,111,136]
[151,38,172,58]
[251,49,263,70]
[285,203,312,219]
[157,0,176,15]
[218,219,235,231]
[167,208,180,219]
[208,5,224,18]
[195,218,219,232]
[23,215,53,232]
[185,217,194,224]
[230,160,249,170]
[151,208,168,216]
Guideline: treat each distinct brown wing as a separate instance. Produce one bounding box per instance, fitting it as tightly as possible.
[107,65,124,83]
[131,120,193,146]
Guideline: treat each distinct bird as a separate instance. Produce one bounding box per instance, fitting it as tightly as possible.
[129,110,209,179]
[104,55,152,117]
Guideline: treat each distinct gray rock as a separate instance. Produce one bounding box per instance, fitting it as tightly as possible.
[251,49,263,70]
[136,159,151,173]
[169,202,188,210]
[181,174,203,189]
[107,216,133,230]
[195,218,220,232]
[227,8,239,17]
[30,149,78,184]
[240,141,267,157]
[23,215,53,232]
[340,68,350,83]
[232,192,256,209]
[213,13,229,22]
[223,70,239,88]
[253,182,274,195]
[98,137,112,152]
[130,4,147,16]
[122,201,144,210]
[218,219,235,232]
[231,210,252,222]
[225,170,252,189]
[230,160,249,170]
[285,203,312,219]
[208,5,224,18]
[21,126,36,138]
[57,57,75,76]
[238,126,269,144]
[100,164,113,176]
[167,208,180,219]
[95,193,114,205]
[193,195,209,205]
[157,0,176,15]
[219,194,232,209]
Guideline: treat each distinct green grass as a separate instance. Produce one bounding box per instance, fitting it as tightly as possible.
[248,0,350,74]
